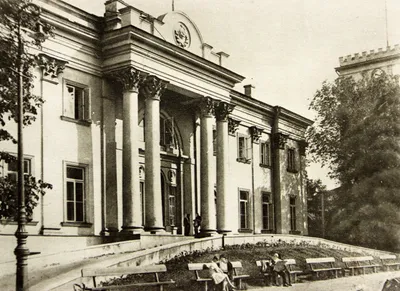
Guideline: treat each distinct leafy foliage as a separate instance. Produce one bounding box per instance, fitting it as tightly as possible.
[0,0,54,219]
[0,174,52,220]
[307,72,400,251]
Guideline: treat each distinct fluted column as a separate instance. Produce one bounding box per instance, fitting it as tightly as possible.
[110,67,146,233]
[215,102,235,233]
[141,75,169,233]
[199,97,217,235]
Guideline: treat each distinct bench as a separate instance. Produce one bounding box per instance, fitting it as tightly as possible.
[256,258,302,285]
[342,256,380,276]
[188,262,249,290]
[188,263,213,291]
[305,257,341,279]
[76,264,175,291]
[380,254,400,271]
[220,261,250,289]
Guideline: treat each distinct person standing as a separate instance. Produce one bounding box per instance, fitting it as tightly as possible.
[193,213,202,236]
[184,214,191,236]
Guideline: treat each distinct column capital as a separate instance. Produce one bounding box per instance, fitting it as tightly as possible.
[215,102,235,122]
[140,75,169,100]
[107,66,147,93]
[37,53,68,83]
[273,132,288,150]
[250,126,263,143]
[228,117,241,136]
[198,97,217,117]
[299,140,308,156]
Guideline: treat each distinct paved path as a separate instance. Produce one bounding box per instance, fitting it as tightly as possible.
[247,271,400,291]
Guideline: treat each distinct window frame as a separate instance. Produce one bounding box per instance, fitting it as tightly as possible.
[168,185,177,226]
[0,155,34,180]
[259,141,271,167]
[290,196,297,231]
[237,134,251,163]
[238,188,250,230]
[62,79,91,125]
[261,191,273,231]
[64,162,88,224]
[287,148,298,173]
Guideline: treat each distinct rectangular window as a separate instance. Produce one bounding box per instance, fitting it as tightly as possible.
[239,190,249,229]
[3,158,31,181]
[260,142,271,167]
[287,148,297,172]
[262,192,273,230]
[65,165,86,222]
[213,129,217,156]
[64,82,90,121]
[169,186,176,226]
[290,196,296,231]
[160,117,175,150]
[237,135,251,162]
[140,181,145,225]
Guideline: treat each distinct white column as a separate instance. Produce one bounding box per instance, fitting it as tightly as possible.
[110,67,144,233]
[215,102,234,233]
[141,75,169,233]
[199,97,217,235]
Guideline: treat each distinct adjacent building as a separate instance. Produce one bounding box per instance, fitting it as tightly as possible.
[0,0,311,238]
[336,44,400,78]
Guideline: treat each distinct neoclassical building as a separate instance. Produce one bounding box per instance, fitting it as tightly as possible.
[0,0,311,238]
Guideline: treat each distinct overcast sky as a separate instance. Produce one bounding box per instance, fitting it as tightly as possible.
[64,0,400,189]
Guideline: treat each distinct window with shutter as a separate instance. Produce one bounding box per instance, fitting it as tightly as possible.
[260,142,270,167]
[63,81,90,123]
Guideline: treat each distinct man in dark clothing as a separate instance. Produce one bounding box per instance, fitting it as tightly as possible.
[184,214,190,236]
[271,253,292,287]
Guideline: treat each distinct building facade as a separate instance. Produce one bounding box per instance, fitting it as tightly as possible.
[0,0,311,237]
[336,44,400,78]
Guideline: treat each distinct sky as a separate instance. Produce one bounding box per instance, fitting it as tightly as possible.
[64,0,400,189]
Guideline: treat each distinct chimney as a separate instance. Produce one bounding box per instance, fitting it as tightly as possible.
[244,84,255,97]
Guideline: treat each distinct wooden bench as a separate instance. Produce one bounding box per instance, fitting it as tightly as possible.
[342,256,380,276]
[256,259,302,285]
[380,254,400,271]
[188,262,249,290]
[188,263,214,291]
[219,261,250,289]
[305,257,341,279]
[76,264,175,291]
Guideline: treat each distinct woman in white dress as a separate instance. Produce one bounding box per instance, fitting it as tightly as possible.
[206,256,236,291]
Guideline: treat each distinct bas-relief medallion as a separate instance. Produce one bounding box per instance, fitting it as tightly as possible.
[174,22,190,48]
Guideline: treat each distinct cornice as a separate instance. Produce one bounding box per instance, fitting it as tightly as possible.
[335,53,400,73]
[102,26,245,86]
[276,106,313,129]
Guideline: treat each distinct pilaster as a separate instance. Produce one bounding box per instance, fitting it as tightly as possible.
[37,54,67,235]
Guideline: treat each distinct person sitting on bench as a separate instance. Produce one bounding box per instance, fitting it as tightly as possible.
[205,256,237,291]
[271,253,292,287]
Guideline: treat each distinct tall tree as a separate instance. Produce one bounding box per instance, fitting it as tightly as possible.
[307,72,400,251]
[0,0,53,220]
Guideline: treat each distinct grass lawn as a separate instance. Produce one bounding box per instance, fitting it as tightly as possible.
[102,241,381,290]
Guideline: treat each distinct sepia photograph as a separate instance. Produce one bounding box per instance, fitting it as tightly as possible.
[0,0,400,290]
